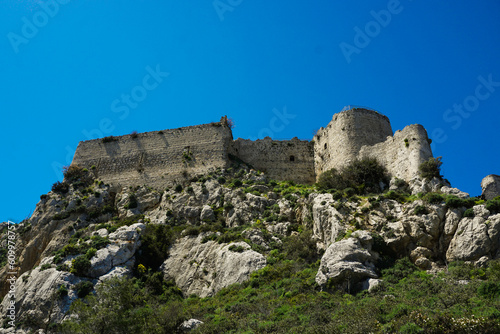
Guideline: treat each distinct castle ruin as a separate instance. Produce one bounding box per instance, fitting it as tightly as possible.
[71,107,433,188]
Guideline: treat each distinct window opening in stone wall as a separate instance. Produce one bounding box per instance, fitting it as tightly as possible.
[289,155,295,162]
[324,143,327,149]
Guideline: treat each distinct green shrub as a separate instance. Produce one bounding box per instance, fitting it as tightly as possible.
[217,177,226,184]
[52,181,69,194]
[136,224,175,270]
[63,165,94,187]
[317,168,349,191]
[57,284,69,298]
[228,244,245,253]
[486,199,500,214]
[317,158,389,194]
[423,192,444,204]
[382,257,418,284]
[174,184,183,192]
[393,178,408,189]
[70,255,91,276]
[232,179,243,187]
[463,208,475,218]
[384,190,408,203]
[331,190,343,200]
[445,195,475,209]
[40,263,52,271]
[399,322,423,333]
[74,281,94,298]
[477,282,500,298]
[404,138,410,148]
[102,136,117,143]
[85,248,97,259]
[56,264,70,272]
[418,156,443,180]
[413,205,428,215]
[183,226,201,236]
[124,194,138,209]
[61,277,184,333]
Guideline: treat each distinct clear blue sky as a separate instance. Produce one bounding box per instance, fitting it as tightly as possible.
[1,1,499,223]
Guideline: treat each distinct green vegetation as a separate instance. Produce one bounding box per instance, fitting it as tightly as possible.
[102,136,117,143]
[463,208,475,218]
[317,158,389,194]
[57,284,69,298]
[58,224,500,333]
[124,194,138,209]
[182,150,193,162]
[74,281,94,298]
[419,156,443,180]
[228,244,245,253]
[486,197,500,214]
[136,224,176,270]
[51,181,69,194]
[413,205,428,215]
[70,248,96,276]
[40,263,52,271]
[445,195,475,209]
[53,227,111,265]
[23,164,500,332]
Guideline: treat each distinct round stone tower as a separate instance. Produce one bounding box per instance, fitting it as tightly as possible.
[313,107,393,176]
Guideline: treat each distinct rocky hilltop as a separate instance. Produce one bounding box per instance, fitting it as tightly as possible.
[1,145,500,333]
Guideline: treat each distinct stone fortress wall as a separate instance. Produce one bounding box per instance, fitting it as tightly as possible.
[229,137,315,185]
[313,108,393,176]
[71,108,434,189]
[72,119,233,189]
[312,108,433,181]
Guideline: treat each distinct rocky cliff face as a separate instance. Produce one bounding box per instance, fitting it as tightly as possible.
[1,163,499,333]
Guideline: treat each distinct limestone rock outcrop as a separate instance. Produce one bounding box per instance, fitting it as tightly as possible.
[446,213,500,262]
[89,222,144,278]
[161,235,266,298]
[0,259,84,328]
[316,232,378,290]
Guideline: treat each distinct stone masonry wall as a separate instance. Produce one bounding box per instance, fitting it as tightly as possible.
[313,108,393,176]
[230,137,316,184]
[70,109,434,189]
[358,124,433,181]
[72,122,233,189]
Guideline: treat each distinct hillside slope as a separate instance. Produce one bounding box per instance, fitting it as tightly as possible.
[1,162,500,333]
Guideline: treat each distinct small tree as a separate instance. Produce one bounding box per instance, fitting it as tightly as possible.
[317,168,350,191]
[419,156,443,180]
[317,158,389,194]
[227,117,235,129]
